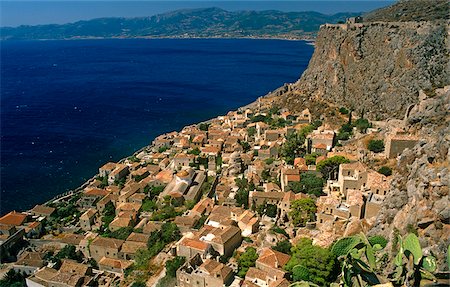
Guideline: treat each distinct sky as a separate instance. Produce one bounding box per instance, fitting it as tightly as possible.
[1,1,394,27]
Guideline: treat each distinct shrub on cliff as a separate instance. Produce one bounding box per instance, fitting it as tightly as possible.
[378,166,392,176]
[368,139,385,153]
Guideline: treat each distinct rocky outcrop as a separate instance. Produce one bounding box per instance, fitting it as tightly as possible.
[369,86,450,272]
[364,0,449,22]
[283,20,448,119]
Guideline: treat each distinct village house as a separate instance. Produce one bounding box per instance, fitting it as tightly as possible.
[99,162,117,178]
[337,162,368,198]
[177,237,211,260]
[26,260,94,287]
[385,133,419,159]
[80,208,97,231]
[173,153,196,169]
[297,108,312,124]
[89,237,124,262]
[30,205,56,218]
[108,164,129,185]
[79,188,110,208]
[306,129,335,153]
[177,255,234,287]
[249,191,285,209]
[258,143,279,160]
[98,257,133,275]
[280,168,301,192]
[12,251,44,276]
[196,225,242,258]
[255,248,291,281]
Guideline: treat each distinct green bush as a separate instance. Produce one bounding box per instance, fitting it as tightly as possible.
[368,140,385,153]
[316,156,350,180]
[339,107,349,115]
[165,256,186,277]
[289,198,316,227]
[285,238,337,286]
[272,240,292,255]
[237,247,259,278]
[378,166,392,176]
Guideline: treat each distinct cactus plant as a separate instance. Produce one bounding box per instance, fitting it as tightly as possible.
[331,235,362,257]
[402,233,422,265]
[391,233,437,286]
[289,281,320,287]
[368,235,388,248]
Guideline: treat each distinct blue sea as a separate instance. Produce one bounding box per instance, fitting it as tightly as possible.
[0,38,313,214]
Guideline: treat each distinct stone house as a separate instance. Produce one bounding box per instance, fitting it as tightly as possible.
[255,248,290,278]
[98,257,132,275]
[80,208,97,231]
[385,133,419,159]
[337,162,368,198]
[306,130,335,153]
[89,237,124,262]
[173,153,196,169]
[79,188,110,208]
[30,205,56,218]
[99,162,117,178]
[177,255,234,287]
[197,225,242,258]
[249,191,285,209]
[177,237,211,260]
[280,168,300,192]
[108,164,129,185]
[13,251,44,276]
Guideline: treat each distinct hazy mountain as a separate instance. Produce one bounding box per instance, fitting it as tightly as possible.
[0,7,359,40]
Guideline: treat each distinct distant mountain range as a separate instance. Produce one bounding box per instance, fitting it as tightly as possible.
[0,7,360,40]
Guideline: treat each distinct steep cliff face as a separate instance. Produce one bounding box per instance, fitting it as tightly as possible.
[284,20,448,119]
[369,86,449,272]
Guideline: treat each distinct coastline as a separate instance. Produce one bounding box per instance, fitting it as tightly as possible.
[1,35,316,42]
[36,97,263,213]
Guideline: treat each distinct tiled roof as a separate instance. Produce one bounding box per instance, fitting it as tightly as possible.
[257,248,291,269]
[91,237,124,249]
[31,205,56,216]
[99,257,133,269]
[0,211,27,226]
[180,237,209,251]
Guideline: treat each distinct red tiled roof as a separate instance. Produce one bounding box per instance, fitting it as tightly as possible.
[0,211,27,226]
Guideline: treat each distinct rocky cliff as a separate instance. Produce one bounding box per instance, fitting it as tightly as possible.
[369,86,449,272]
[282,19,448,119]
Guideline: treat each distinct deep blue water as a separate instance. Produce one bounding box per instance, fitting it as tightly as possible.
[1,38,313,214]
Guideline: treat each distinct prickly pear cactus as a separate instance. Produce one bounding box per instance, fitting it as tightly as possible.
[331,236,361,257]
[368,235,388,248]
[402,233,422,265]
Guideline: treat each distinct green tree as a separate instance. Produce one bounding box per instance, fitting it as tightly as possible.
[289,172,324,196]
[198,123,209,131]
[272,240,292,255]
[355,118,371,133]
[55,244,83,262]
[281,132,306,165]
[289,198,317,227]
[165,256,186,277]
[237,247,259,277]
[285,238,337,286]
[141,198,157,212]
[0,269,25,287]
[378,166,392,176]
[316,156,350,180]
[368,140,385,153]
[339,107,349,115]
[247,127,256,137]
[235,178,251,209]
[104,226,134,240]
